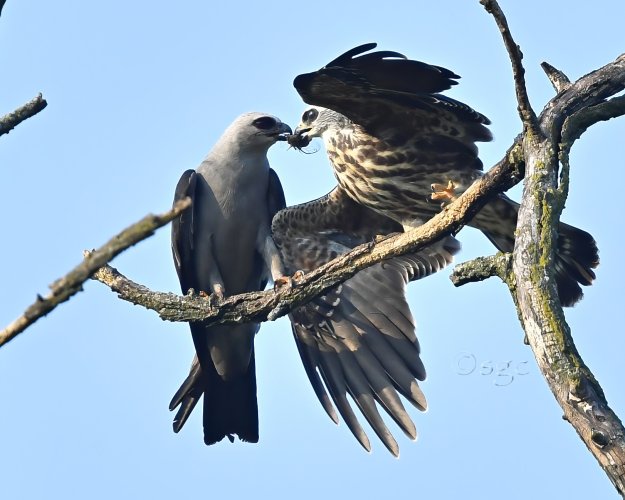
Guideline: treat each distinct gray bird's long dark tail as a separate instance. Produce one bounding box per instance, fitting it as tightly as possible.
[201,356,259,445]
[169,326,259,445]
[472,194,599,307]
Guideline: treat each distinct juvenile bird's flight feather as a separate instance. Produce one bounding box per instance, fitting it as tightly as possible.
[271,187,461,456]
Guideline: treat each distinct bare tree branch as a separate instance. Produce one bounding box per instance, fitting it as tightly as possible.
[91,148,524,325]
[541,61,572,93]
[2,0,623,491]
[563,95,625,144]
[0,198,191,348]
[482,0,625,494]
[450,253,512,287]
[480,0,538,132]
[543,54,625,145]
[0,93,48,137]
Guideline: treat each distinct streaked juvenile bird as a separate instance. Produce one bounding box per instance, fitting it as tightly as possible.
[289,43,598,306]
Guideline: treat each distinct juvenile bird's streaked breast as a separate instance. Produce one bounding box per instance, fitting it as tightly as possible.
[325,126,479,226]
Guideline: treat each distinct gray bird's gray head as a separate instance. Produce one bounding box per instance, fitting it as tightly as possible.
[222,112,293,152]
[288,106,351,149]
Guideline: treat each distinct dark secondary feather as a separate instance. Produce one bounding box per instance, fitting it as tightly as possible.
[321,42,459,94]
[294,42,492,146]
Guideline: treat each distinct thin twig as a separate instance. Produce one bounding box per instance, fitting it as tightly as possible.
[541,61,571,93]
[0,94,48,137]
[0,198,191,348]
[542,53,625,145]
[450,253,512,287]
[480,0,538,133]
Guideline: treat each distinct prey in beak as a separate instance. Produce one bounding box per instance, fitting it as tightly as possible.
[286,126,312,150]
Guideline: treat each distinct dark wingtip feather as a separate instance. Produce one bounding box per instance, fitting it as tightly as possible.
[318,43,462,95]
[169,357,202,411]
[169,385,188,412]
[291,323,340,424]
[350,391,400,457]
[408,381,428,412]
[172,395,201,433]
[325,43,380,67]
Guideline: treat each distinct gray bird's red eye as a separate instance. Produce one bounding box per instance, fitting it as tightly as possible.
[302,108,318,124]
[252,116,277,130]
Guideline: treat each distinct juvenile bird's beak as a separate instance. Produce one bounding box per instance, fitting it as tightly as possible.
[294,124,311,136]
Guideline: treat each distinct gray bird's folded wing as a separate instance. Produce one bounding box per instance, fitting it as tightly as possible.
[171,169,198,294]
[169,168,286,434]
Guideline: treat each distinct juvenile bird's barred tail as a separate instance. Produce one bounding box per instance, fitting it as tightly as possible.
[474,195,599,307]
[549,221,599,306]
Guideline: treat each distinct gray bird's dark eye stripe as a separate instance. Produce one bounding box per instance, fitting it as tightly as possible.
[252,116,277,130]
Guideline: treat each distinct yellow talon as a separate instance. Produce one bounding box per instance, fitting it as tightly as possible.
[274,271,305,290]
[431,180,458,205]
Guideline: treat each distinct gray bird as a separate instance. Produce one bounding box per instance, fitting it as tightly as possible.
[170,112,291,445]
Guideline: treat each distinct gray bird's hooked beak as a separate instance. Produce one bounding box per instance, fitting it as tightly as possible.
[274,122,293,141]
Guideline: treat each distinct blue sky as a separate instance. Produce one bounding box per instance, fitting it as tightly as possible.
[1,1,624,499]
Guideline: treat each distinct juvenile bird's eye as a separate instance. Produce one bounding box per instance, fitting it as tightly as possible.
[302,108,319,124]
[252,116,277,130]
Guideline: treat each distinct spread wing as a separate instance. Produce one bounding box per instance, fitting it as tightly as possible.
[274,186,461,456]
[294,42,491,162]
